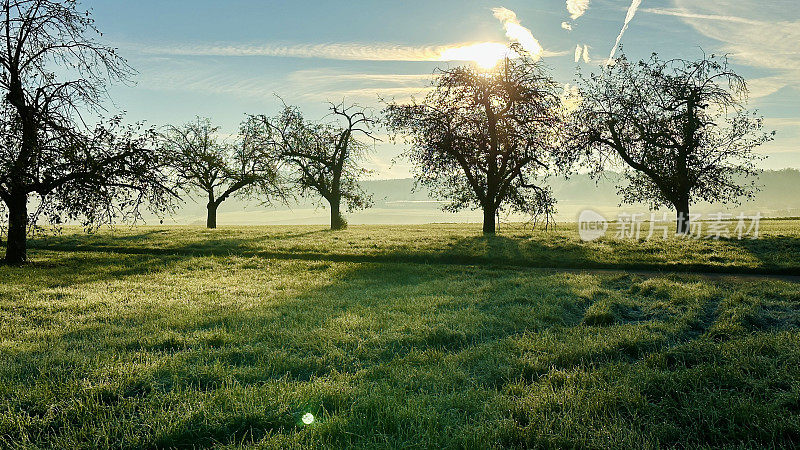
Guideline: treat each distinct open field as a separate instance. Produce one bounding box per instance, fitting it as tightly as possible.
[1,221,799,448]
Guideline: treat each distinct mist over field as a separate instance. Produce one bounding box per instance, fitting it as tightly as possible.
[160,169,800,226]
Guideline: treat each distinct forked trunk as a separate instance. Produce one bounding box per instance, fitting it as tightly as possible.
[4,193,28,265]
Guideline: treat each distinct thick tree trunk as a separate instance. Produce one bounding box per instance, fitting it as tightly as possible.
[4,193,28,265]
[675,198,690,235]
[482,205,497,234]
[206,202,218,229]
[330,197,346,230]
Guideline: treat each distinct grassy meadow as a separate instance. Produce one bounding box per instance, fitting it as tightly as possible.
[1,221,799,448]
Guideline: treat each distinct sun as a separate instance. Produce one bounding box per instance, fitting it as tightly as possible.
[440,42,514,69]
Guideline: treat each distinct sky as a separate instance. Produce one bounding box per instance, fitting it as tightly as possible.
[86,0,800,178]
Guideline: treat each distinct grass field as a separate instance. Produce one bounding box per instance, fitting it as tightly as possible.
[1,221,799,448]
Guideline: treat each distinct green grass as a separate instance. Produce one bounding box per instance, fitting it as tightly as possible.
[27,219,800,274]
[1,221,799,448]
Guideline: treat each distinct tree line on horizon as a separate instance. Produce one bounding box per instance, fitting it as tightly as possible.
[0,1,774,265]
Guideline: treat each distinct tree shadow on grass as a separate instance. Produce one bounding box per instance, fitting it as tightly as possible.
[0,262,602,445]
[5,230,800,446]
[9,258,794,447]
[25,230,800,276]
[0,252,184,289]
[726,235,800,273]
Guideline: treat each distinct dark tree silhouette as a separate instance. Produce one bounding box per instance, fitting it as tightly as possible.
[248,102,375,230]
[0,0,175,264]
[162,118,282,229]
[384,54,572,234]
[573,52,774,234]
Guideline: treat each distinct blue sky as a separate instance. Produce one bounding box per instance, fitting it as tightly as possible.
[86,0,800,177]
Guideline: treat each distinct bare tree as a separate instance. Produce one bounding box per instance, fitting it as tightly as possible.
[0,0,175,264]
[162,117,282,228]
[384,52,572,234]
[573,51,774,234]
[248,102,375,230]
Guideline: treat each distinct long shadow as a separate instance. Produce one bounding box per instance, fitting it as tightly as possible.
[728,235,800,273]
[0,252,184,289]
[25,232,800,277]
[2,257,798,448]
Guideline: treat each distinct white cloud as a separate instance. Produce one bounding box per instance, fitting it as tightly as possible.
[566,0,591,20]
[574,44,591,64]
[492,7,544,58]
[561,21,573,30]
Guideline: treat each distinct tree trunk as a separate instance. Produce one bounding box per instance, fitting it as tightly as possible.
[482,205,497,234]
[206,202,218,229]
[4,193,28,265]
[675,198,690,235]
[330,197,346,230]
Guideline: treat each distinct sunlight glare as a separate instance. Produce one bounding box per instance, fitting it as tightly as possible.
[439,43,515,69]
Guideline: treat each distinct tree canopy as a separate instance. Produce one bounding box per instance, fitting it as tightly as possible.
[162,117,283,228]
[0,0,176,264]
[247,102,375,230]
[384,52,574,233]
[572,51,774,233]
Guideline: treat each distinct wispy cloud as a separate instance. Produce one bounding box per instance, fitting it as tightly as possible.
[566,0,591,20]
[641,8,762,25]
[132,59,433,105]
[670,0,800,94]
[287,69,433,101]
[607,0,643,65]
[662,1,800,165]
[492,7,544,58]
[126,38,565,64]
[130,42,444,61]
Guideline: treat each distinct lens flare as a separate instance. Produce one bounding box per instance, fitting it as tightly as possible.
[302,413,314,425]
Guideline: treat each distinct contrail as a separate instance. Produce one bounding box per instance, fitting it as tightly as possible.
[607,0,643,65]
